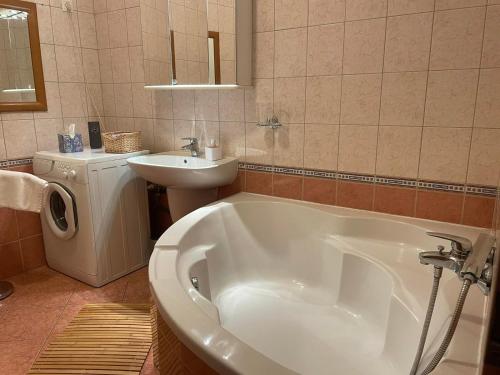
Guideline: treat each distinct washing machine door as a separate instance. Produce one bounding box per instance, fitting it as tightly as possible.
[45,183,78,240]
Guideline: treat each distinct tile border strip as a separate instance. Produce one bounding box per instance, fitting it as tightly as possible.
[239,163,498,198]
[0,158,33,169]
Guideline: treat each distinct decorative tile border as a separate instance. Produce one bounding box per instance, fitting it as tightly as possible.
[239,163,498,198]
[0,158,33,169]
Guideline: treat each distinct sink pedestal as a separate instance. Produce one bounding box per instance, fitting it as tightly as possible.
[167,187,218,222]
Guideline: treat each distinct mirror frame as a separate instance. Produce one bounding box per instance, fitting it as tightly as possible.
[0,0,46,112]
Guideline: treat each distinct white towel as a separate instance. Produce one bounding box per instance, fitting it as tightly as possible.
[0,170,49,213]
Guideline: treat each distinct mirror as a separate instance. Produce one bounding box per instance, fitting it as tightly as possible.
[144,0,251,88]
[0,0,46,111]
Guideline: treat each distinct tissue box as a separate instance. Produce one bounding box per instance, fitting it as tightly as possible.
[58,133,84,153]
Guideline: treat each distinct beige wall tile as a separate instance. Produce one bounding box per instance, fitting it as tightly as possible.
[254,0,274,32]
[346,0,387,21]
[219,89,245,122]
[307,23,344,76]
[129,46,145,82]
[424,69,479,127]
[111,47,131,82]
[34,118,64,151]
[338,125,378,174]
[59,83,87,117]
[384,12,433,72]
[274,124,305,168]
[387,0,435,16]
[114,83,133,117]
[78,11,98,49]
[275,28,308,77]
[82,48,101,84]
[419,127,472,183]
[131,83,152,117]
[245,122,274,164]
[152,90,173,120]
[134,118,154,149]
[376,126,421,178]
[126,7,143,46]
[436,0,486,10]
[430,7,485,70]
[275,0,308,30]
[274,77,306,124]
[51,7,79,47]
[308,0,345,25]
[153,119,174,152]
[475,68,500,128]
[34,82,62,119]
[108,10,128,48]
[95,13,110,49]
[3,120,37,159]
[55,46,84,82]
[254,32,274,79]
[245,79,273,123]
[195,90,219,121]
[305,76,342,124]
[482,5,500,68]
[98,49,113,83]
[380,71,427,126]
[40,44,58,82]
[37,5,54,45]
[86,84,104,117]
[344,18,386,74]
[467,128,500,186]
[304,124,339,171]
[220,121,245,160]
[101,84,116,116]
[107,0,125,11]
[173,90,195,120]
[341,74,382,125]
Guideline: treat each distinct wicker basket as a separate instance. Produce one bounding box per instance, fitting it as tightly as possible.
[102,131,142,153]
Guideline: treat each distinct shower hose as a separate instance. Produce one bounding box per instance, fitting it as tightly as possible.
[410,267,473,375]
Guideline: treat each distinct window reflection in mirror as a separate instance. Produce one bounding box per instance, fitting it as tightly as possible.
[167,0,236,85]
[0,7,36,102]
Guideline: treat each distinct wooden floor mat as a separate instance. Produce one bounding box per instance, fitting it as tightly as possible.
[29,303,152,375]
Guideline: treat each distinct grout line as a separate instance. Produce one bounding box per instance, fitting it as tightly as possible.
[461,5,489,224]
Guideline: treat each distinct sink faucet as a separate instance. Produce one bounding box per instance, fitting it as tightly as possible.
[181,137,199,157]
[419,232,495,294]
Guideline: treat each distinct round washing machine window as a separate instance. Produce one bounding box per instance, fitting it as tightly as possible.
[45,183,78,240]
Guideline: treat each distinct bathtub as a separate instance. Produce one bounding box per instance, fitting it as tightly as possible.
[149,193,493,375]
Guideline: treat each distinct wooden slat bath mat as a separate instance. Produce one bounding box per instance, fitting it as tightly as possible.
[29,303,152,375]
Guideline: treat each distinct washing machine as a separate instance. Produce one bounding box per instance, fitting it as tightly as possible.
[33,149,152,287]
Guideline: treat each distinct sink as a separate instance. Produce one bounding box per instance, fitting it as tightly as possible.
[127,151,238,221]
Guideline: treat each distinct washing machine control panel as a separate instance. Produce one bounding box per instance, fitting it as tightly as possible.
[51,162,88,184]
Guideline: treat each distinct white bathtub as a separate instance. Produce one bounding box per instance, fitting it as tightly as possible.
[149,193,493,375]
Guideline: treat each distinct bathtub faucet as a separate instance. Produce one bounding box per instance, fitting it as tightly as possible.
[420,232,494,293]
[411,232,495,375]
[181,137,200,157]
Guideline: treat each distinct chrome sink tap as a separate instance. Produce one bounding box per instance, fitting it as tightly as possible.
[181,137,199,157]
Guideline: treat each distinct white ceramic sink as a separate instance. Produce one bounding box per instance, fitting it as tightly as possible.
[127,151,239,221]
[127,151,238,189]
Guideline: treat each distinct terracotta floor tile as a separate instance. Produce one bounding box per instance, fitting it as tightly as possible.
[462,194,496,228]
[0,242,23,279]
[0,340,40,375]
[416,189,464,224]
[337,181,374,211]
[0,303,62,343]
[68,276,128,305]
[20,235,46,271]
[0,208,18,244]
[16,211,42,238]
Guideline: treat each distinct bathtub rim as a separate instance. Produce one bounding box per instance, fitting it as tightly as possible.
[149,192,492,375]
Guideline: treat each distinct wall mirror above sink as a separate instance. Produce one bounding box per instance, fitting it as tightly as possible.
[0,0,46,111]
[144,0,252,90]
